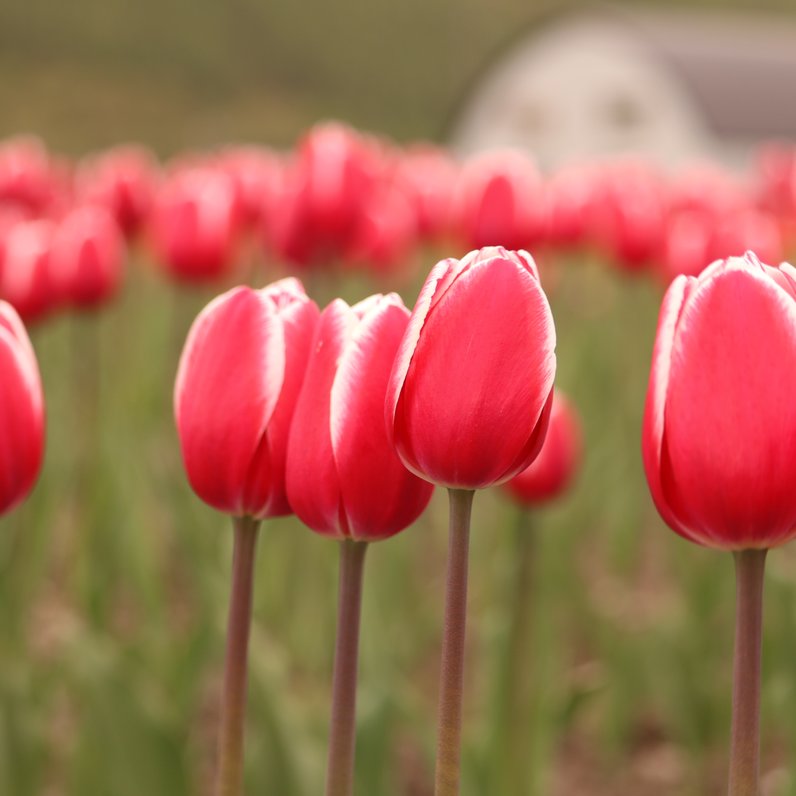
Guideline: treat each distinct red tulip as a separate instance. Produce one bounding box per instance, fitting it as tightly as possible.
[396,145,458,243]
[0,300,45,513]
[150,166,239,283]
[344,183,417,277]
[452,150,545,251]
[286,294,433,540]
[503,391,581,506]
[0,220,56,323]
[77,145,158,239]
[0,136,58,215]
[265,123,380,268]
[50,206,125,309]
[174,277,319,518]
[387,247,556,490]
[217,146,283,229]
[643,252,796,550]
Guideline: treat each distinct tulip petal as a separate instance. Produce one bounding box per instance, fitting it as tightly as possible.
[642,274,700,543]
[286,300,356,536]
[0,324,44,512]
[174,287,285,516]
[393,256,556,488]
[242,283,319,517]
[331,295,433,540]
[662,264,796,548]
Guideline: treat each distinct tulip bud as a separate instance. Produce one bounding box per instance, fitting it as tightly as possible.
[0,301,45,513]
[50,206,125,309]
[503,391,581,506]
[643,252,796,549]
[387,247,556,490]
[452,150,545,251]
[0,220,56,323]
[174,277,319,518]
[286,294,433,540]
[150,166,239,283]
[76,145,158,239]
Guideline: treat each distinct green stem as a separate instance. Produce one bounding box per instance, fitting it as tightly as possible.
[489,509,536,795]
[728,548,767,796]
[326,539,369,796]
[215,516,261,796]
[435,489,476,796]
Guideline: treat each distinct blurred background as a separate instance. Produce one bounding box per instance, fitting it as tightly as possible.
[3,1,796,794]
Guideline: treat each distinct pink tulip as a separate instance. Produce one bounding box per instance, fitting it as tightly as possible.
[174,277,319,518]
[77,145,157,239]
[150,166,239,283]
[452,150,545,251]
[503,392,581,506]
[0,136,58,215]
[0,220,57,323]
[50,206,125,309]
[396,145,458,243]
[286,294,433,540]
[643,252,796,549]
[387,247,556,490]
[0,300,45,513]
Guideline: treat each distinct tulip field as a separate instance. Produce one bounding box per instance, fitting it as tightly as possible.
[4,127,796,796]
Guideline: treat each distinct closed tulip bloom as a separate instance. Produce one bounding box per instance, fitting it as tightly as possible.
[452,150,545,251]
[175,277,319,518]
[387,247,556,490]
[0,300,44,514]
[77,145,158,239]
[0,220,57,323]
[503,391,581,506]
[151,167,239,283]
[50,206,125,309]
[643,252,796,550]
[287,294,433,540]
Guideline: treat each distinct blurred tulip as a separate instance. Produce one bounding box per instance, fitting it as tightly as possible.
[452,150,545,251]
[543,164,598,250]
[710,208,784,268]
[218,146,283,229]
[344,183,418,277]
[287,293,433,540]
[50,206,125,309]
[589,161,666,273]
[265,122,379,268]
[0,136,59,215]
[643,252,796,550]
[76,145,158,239]
[150,166,239,283]
[0,220,57,323]
[0,300,45,514]
[174,277,319,518]
[661,209,714,280]
[388,247,556,490]
[396,145,457,243]
[503,391,581,506]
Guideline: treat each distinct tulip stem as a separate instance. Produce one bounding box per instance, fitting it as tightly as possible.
[435,488,476,796]
[215,515,261,796]
[326,539,369,796]
[728,548,767,796]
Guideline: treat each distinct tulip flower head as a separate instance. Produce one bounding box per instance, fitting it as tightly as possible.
[174,277,319,518]
[643,252,796,549]
[503,391,582,506]
[287,294,433,540]
[0,300,44,514]
[387,247,556,490]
